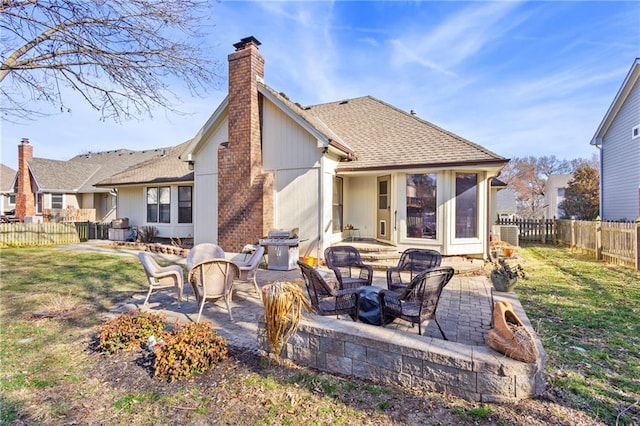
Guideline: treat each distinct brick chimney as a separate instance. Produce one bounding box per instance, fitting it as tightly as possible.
[16,138,35,221]
[218,36,273,251]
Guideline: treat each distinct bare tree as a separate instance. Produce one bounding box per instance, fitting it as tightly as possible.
[1,0,222,121]
[500,155,596,219]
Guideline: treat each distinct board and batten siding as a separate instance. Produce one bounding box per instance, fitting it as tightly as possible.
[193,116,227,244]
[262,99,326,257]
[602,77,640,221]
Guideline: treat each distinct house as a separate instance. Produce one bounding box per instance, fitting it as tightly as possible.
[95,141,194,239]
[0,163,16,216]
[543,174,572,219]
[11,138,170,223]
[488,179,518,223]
[590,58,640,221]
[173,36,508,259]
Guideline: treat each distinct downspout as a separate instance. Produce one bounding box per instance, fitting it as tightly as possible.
[486,173,500,261]
[318,146,325,263]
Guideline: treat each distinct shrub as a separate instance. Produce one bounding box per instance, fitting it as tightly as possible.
[138,225,158,243]
[153,321,228,381]
[98,311,166,355]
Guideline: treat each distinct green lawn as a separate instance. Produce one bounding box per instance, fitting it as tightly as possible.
[515,245,639,424]
[0,245,638,425]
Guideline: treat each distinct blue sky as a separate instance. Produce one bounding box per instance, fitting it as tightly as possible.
[2,1,639,170]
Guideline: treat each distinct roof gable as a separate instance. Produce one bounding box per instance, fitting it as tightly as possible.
[1,163,16,193]
[591,58,640,145]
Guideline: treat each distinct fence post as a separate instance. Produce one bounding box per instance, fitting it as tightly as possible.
[540,218,545,244]
[636,217,640,271]
[553,217,557,245]
[570,217,576,248]
[595,216,602,260]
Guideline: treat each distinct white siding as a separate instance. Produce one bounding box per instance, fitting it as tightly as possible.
[602,78,640,220]
[274,168,320,258]
[262,101,320,170]
[116,187,144,226]
[115,185,194,239]
[192,117,227,244]
[262,99,327,258]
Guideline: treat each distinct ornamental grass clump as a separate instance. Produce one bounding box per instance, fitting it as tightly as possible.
[98,311,166,355]
[262,281,312,357]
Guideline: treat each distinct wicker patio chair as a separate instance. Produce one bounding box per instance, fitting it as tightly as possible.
[386,248,442,292]
[298,261,360,321]
[188,259,239,322]
[324,245,373,290]
[379,266,454,337]
[186,243,225,270]
[231,244,265,296]
[138,251,185,305]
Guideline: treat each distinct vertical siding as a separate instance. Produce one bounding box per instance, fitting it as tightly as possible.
[262,99,326,257]
[116,187,144,226]
[192,116,227,244]
[274,168,320,257]
[262,101,320,170]
[602,78,640,220]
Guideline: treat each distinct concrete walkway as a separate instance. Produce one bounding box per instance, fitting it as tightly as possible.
[63,241,496,351]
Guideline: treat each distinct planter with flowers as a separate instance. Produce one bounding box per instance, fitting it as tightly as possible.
[490,259,526,292]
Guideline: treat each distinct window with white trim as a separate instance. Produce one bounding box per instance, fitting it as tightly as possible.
[147,187,171,223]
[51,193,63,209]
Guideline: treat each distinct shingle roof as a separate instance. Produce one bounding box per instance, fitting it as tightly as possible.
[25,148,169,193]
[0,163,16,193]
[96,141,193,186]
[68,148,169,191]
[305,96,507,171]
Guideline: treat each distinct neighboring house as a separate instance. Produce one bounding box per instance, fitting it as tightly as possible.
[495,186,518,222]
[95,141,194,239]
[169,36,508,259]
[1,163,16,216]
[544,174,572,219]
[11,138,169,223]
[590,57,640,221]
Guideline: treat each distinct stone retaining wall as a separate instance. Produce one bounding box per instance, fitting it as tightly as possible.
[258,292,546,402]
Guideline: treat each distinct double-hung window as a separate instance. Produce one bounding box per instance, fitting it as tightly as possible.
[147,187,171,223]
[178,186,192,223]
[51,193,63,209]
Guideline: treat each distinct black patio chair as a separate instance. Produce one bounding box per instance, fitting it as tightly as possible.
[386,248,442,292]
[378,266,454,337]
[324,245,373,290]
[298,261,360,321]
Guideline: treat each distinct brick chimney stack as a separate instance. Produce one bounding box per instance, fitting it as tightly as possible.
[16,138,35,221]
[218,36,273,251]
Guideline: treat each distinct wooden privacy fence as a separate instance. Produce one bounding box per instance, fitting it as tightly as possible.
[0,222,81,247]
[498,218,640,270]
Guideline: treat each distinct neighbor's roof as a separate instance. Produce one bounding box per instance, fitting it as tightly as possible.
[305,96,507,172]
[27,148,168,193]
[96,141,193,187]
[1,163,16,193]
[591,58,640,146]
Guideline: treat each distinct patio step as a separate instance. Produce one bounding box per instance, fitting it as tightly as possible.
[334,240,486,275]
